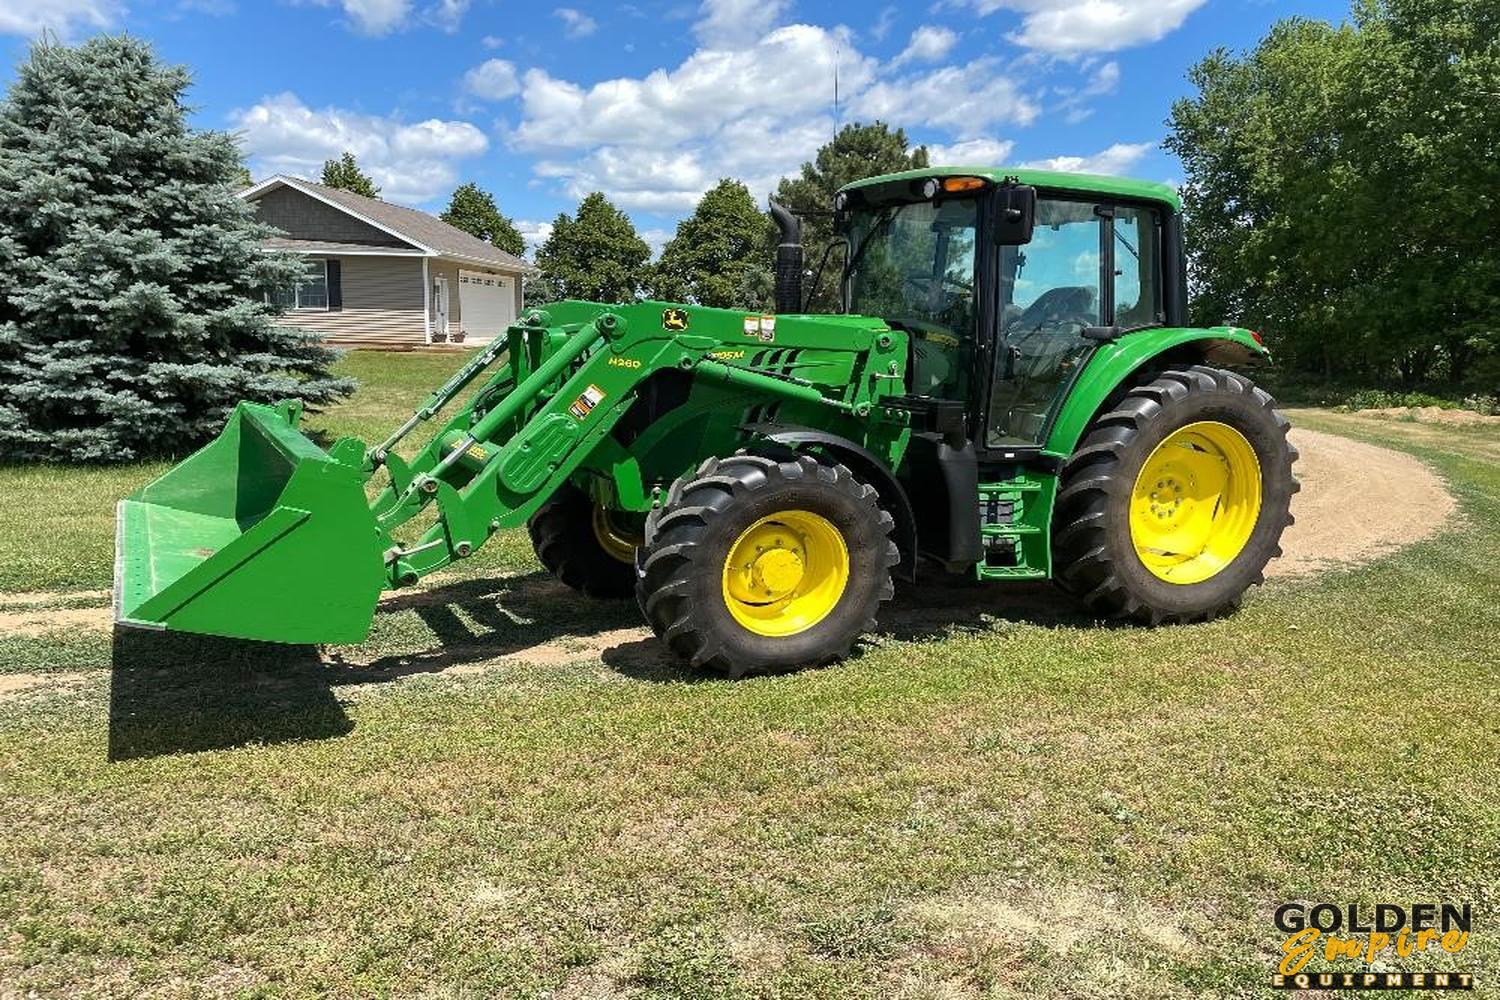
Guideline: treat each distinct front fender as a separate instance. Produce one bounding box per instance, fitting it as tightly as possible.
[1043,326,1269,458]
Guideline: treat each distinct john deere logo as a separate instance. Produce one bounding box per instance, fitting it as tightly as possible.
[662,308,690,331]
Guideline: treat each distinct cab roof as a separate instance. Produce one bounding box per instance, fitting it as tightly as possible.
[840,165,1182,212]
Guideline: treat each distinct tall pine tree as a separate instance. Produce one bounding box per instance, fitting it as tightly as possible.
[0,36,351,462]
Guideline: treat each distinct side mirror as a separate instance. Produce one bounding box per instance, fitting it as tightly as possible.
[993,184,1037,246]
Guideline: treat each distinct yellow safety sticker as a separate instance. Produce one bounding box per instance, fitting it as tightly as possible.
[568,384,606,420]
[743,314,776,342]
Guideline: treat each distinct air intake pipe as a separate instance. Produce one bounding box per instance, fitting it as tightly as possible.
[768,198,803,314]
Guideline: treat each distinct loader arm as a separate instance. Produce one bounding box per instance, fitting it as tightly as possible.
[368,302,905,587]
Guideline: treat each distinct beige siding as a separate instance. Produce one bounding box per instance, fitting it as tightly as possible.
[274,255,426,349]
[254,187,414,248]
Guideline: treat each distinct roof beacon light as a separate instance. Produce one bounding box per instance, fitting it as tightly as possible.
[941,176,988,194]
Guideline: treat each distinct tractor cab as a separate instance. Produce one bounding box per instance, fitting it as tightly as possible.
[834,168,1186,454]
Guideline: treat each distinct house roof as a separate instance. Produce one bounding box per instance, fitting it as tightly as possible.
[242,175,535,273]
[264,236,425,255]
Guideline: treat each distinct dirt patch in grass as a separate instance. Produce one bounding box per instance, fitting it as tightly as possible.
[0,671,88,699]
[0,589,110,609]
[1271,428,1457,578]
[0,605,114,637]
[1354,406,1500,428]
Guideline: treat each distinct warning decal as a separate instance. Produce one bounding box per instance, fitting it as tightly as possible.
[568,384,606,420]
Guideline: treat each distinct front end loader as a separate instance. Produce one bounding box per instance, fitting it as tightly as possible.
[116,167,1297,676]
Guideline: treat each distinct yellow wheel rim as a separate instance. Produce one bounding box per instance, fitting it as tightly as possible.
[1130,421,1262,585]
[592,505,640,564]
[721,510,850,637]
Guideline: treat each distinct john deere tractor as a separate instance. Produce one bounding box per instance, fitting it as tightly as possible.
[115,168,1297,675]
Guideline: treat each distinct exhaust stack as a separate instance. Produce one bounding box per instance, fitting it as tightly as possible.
[768,198,803,314]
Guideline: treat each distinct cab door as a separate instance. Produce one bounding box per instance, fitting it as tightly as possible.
[984,199,1161,448]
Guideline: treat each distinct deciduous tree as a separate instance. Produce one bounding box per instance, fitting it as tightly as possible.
[652,179,774,308]
[534,193,650,303]
[1167,0,1500,386]
[320,150,380,198]
[773,122,930,311]
[441,182,525,257]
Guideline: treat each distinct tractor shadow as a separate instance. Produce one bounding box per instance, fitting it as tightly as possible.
[106,571,1103,758]
[337,569,1104,685]
[108,627,353,761]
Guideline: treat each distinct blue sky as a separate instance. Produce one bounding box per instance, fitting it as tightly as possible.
[0,0,1349,255]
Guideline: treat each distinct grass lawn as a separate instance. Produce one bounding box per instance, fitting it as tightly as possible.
[0,353,1495,998]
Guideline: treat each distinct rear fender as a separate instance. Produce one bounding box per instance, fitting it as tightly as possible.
[1044,327,1269,458]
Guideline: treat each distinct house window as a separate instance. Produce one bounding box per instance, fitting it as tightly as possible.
[269,259,330,311]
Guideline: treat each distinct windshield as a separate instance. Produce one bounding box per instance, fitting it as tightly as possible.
[844,198,978,335]
[843,197,979,398]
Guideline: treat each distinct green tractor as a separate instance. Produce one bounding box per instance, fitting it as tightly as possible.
[115,167,1297,675]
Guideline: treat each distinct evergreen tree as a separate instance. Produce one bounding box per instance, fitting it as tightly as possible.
[440,182,525,257]
[320,151,380,198]
[651,179,774,309]
[534,193,650,303]
[0,36,352,463]
[773,122,930,310]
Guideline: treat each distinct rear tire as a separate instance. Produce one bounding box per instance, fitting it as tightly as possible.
[1052,364,1298,624]
[636,453,898,677]
[528,484,637,599]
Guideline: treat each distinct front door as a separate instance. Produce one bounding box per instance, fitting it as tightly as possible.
[432,276,450,338]
[986,198,1104,448]
[985,199,1162,448]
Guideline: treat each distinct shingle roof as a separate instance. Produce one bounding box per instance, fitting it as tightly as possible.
[250,176,533,272]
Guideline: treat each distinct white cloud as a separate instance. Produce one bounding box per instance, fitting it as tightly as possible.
[852,59,1039,138]
[0,0,120,37]
[514,25,872,153]
[1021,141,1154,176]
[694,0,789,47]
[869,5,898,42]
[300,0,469,35]
[464,58,520,100]
[926,137,1015,166]
[959,0,1206,53]
[892,25,957,66]
[515,219,554,255]
[231,92,488,204]
[509,18,1048,214]
[554,6,596,37]
[336,0,410,35]
[426,0,467,30]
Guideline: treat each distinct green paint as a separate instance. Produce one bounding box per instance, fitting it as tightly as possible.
[114,168,1275,646]
[841,165,1183,211]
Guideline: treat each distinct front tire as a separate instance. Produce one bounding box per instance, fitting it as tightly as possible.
[527,484,638,599]
[1052,364,1298,624]
[636,453,898,677]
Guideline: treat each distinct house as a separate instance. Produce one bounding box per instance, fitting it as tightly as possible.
[240,175,535,349]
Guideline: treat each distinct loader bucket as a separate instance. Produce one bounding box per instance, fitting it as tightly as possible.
[114,401,386,645]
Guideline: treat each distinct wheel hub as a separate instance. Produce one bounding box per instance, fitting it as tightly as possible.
[1130,421,1262,585]
[750,547,805,596]
[722,511,850,637]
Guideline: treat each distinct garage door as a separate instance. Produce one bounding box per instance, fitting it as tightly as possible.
[458,270,515,341]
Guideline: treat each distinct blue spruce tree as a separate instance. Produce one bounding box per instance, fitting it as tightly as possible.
[0,36,352,462]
